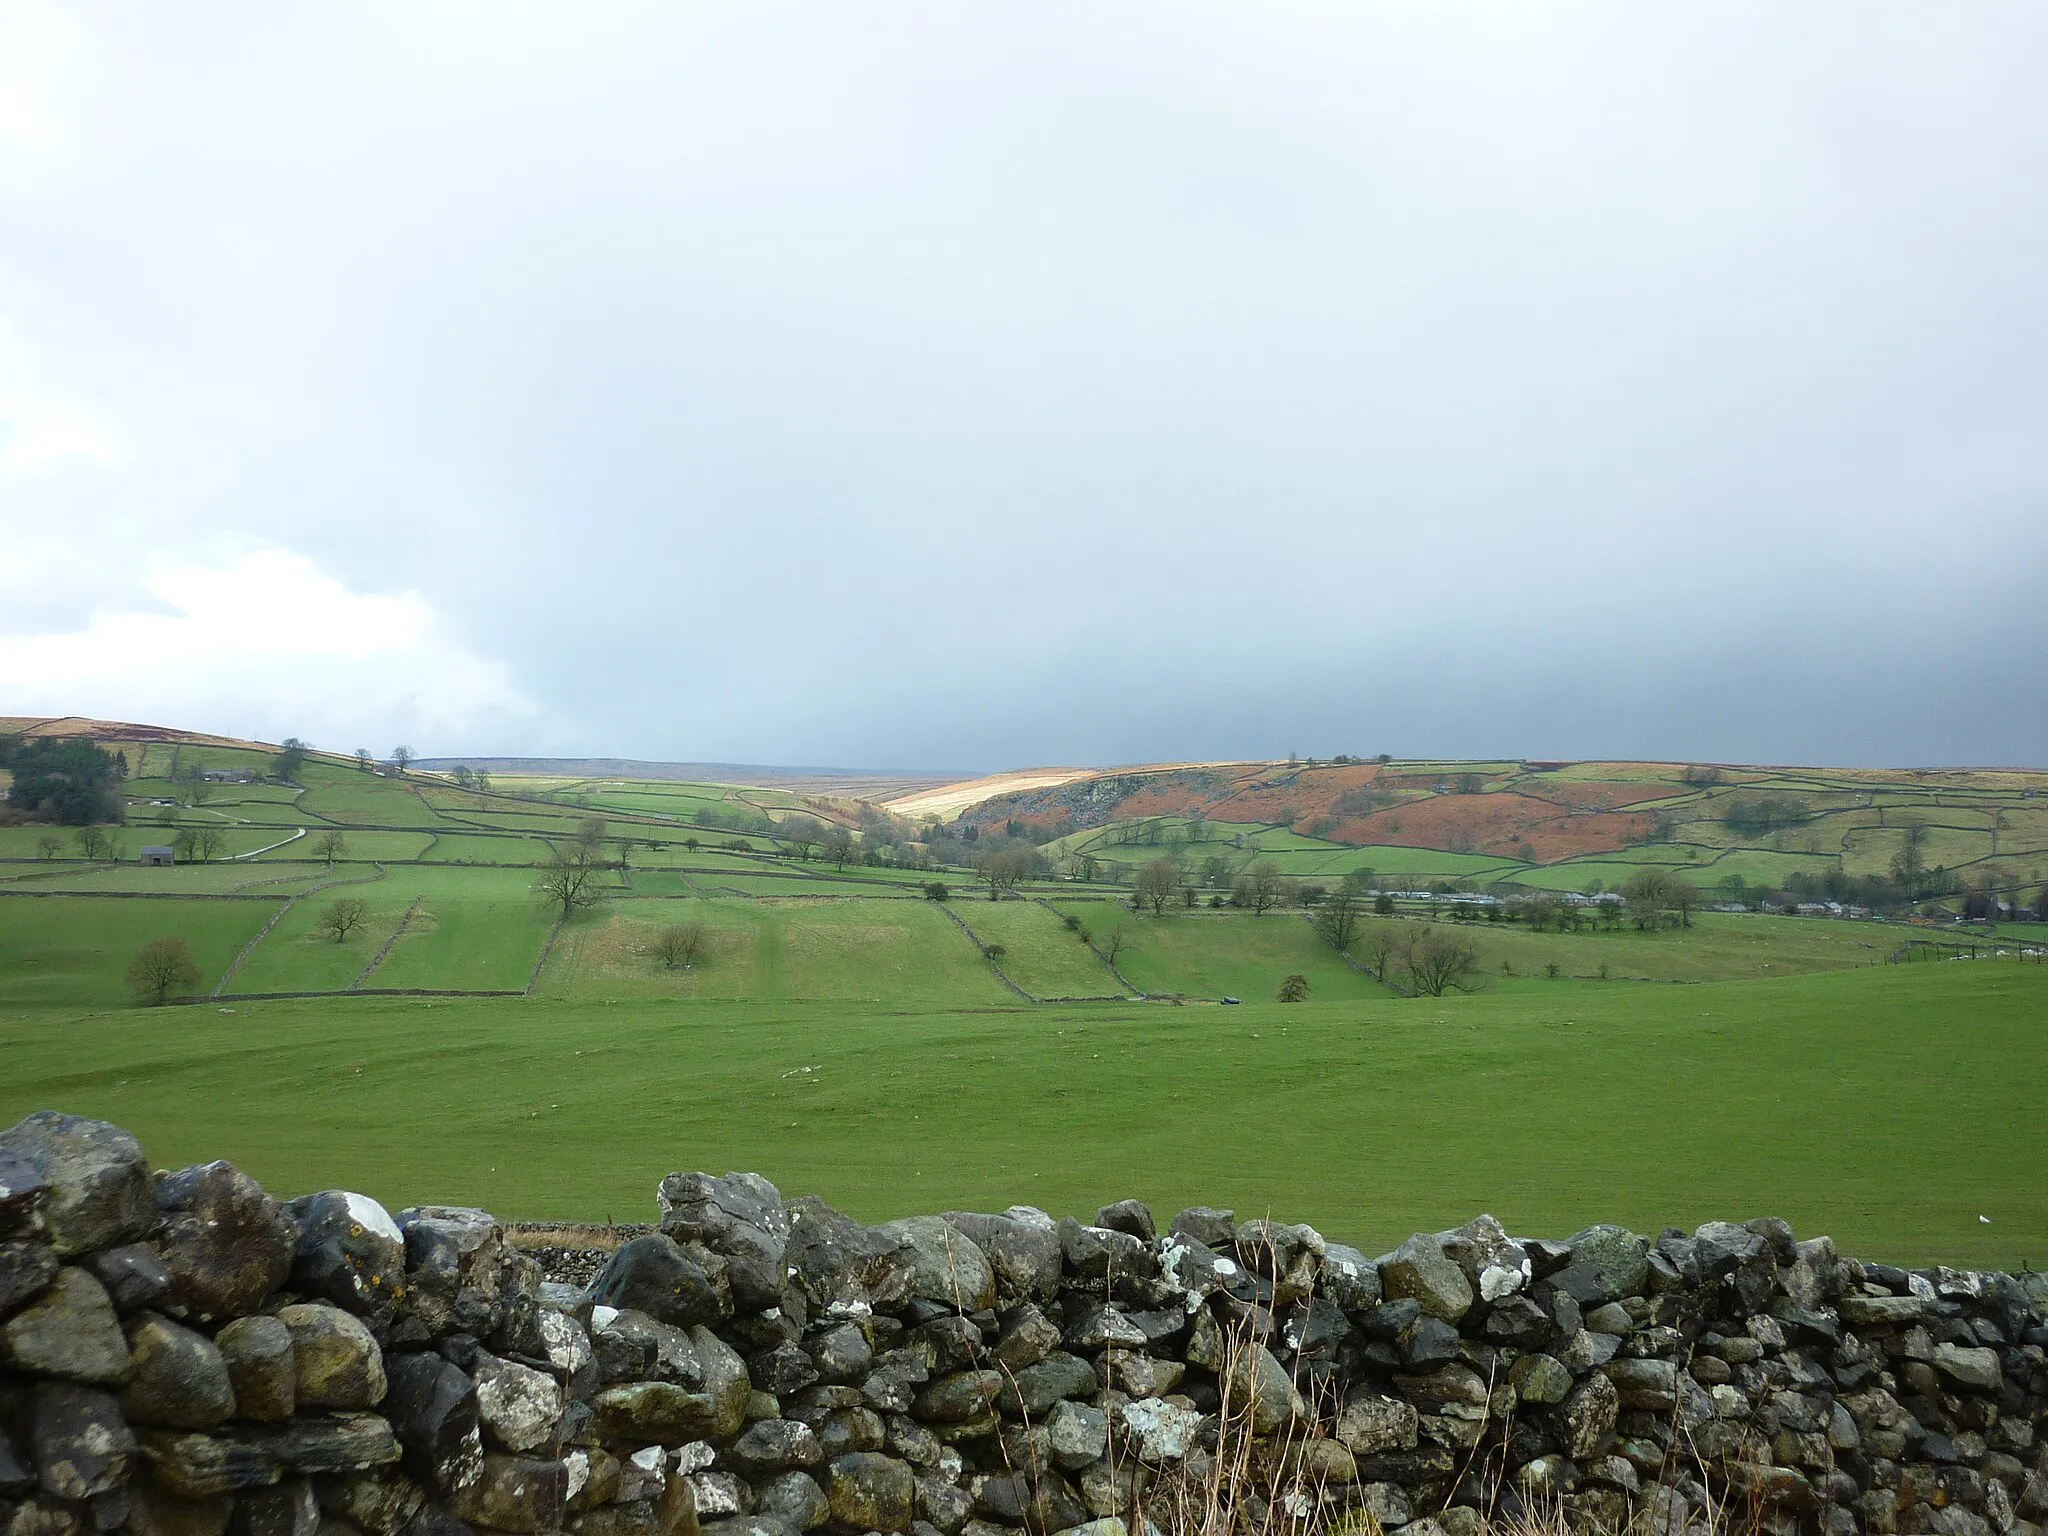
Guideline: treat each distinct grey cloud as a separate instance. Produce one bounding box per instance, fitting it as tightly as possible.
[4,2,2045,766]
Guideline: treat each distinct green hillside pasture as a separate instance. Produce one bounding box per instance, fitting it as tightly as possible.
[537,898,1014,1005]
[950,900,1123,999]
[1279,845,1525,882]
[226,886,421,994]
[1357,911,1901,983]
[0,896,277,1007]
[683,873,918,899]
[6,966,2042,1266]
[1053,902,1388,1001]
[295,781,454,828]
[1842,823,1992,879]
[13,863,339,896]
[252,832,438,863]
[0,827,103,858]
[420,834,560,866]
[365,870,556,992]
[0,860,97,887]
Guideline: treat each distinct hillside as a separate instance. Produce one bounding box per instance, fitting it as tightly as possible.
[955,757,2048,903]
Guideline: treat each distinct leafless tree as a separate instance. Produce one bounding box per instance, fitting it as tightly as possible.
[822,828,855,869]
[76,825,115,861]
[1360,922,1400,982]
[311,830,348,867]
[355,747,374,773]
[1232,859,1284,915]
[653,920,710,970]
[1401,926,1481,997]
[977,846,1034,900]
[1317,889,1364,953]
[1134,856,1179,916]
[317,899,370,942]
[1102,923,1129,968]
[176,827,226,863]
[125,937,201,1005]
[389,745,415,777]
[780,815,825,861]
[537,840,611,919]
[36,834,63,860]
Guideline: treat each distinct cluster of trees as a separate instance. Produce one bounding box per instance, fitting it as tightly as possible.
[1,736,125,825]
[447,765,495,792]
[1722,796,1812,836]
[1332,920,1482,997]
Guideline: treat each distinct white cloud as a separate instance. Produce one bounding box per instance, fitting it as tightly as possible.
[0,316,122,474]
[0,0,91,188]
[0,546,533,749]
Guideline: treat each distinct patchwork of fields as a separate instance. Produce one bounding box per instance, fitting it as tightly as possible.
[4,731,2047,1265]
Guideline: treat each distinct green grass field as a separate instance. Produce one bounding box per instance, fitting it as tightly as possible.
[536,899,1016,1005]
[948,899,1125,999]
[1052,901,1392,1001]
[0,896,279,1006]
[2,965,2042,1266]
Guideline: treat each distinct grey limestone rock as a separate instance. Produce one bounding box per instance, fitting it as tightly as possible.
[473,1352,563,1453]
[278,1302,385,1409]
[754,1470,828,1531]
[822,1453,914,1533]
[1378,1233,1474,1323]
[155,1163,299,1323]
[586,1236,727,1329]
[874,1219,995,1314]
[0,1115,154,1258]
[0,1266,130,1382]
[1551,1226,1648,1308]
[31,1382,137,1500]
[122,1314,235,1429]
[215,1315,295,1422]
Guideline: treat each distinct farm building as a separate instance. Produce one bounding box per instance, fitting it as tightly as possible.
[139,845,174,866]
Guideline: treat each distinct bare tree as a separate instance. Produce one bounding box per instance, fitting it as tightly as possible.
[1889,818,1929,898]
[36,834,63,860]
[780,815,825,861]
[653,920,710,970]
[1101,923,1130,968]
[1619,868,1698,929]
[822,828,855,870]
[536,841,611,919]
[389,745,415,777]
[1232,859,1284,915]
[977,846,1033,900]
[1360,922,1400,982]
[354,747,374,773]
[125,937,201,1005]
[1134,856,1180,916]
[175,827,227,863]
[317,899,371,942]
[1317,889,1364,953]
[1401,926,1481,997]
[76,825,114,861]
[311,830,348,867]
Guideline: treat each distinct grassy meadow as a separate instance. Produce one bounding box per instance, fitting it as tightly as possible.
[1,966,2043,1267]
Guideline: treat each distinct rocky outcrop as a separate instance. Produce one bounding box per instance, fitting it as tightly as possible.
[3,1113,2046,1536]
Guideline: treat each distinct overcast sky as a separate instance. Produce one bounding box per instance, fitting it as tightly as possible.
[3,2,2045,770]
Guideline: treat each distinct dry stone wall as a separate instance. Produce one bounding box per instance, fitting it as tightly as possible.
[3,1113,2046,1536]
